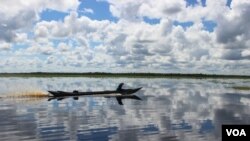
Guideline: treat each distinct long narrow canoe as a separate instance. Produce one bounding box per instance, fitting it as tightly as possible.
[48,83,142,97]
[47,83,142,105]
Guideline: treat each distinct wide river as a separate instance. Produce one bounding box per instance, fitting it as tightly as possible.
[0,77,250,141]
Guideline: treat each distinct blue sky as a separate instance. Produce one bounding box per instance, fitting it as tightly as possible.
[40,0,217,30]
[40,0,117,22]
[0,0,249,74]
[40,0,222,35]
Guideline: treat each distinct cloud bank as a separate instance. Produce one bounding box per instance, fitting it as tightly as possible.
[0,0,249,74]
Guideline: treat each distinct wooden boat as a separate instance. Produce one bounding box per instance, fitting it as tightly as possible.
[48,83,142,97]
[47,83,142,105]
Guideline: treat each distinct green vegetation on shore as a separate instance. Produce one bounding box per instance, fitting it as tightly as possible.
[0,72,250,79]
[231,86,250,90]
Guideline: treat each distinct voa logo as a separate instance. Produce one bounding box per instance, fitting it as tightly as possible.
[226,129,246,136]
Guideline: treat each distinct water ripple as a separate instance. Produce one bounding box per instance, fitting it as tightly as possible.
[0,78,250,141]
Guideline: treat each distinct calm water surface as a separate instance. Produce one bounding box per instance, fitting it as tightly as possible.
[0,77,250,141]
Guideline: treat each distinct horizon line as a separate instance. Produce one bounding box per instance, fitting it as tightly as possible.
[0,72,250,78]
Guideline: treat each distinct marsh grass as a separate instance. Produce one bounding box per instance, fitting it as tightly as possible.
[232,86,250,91]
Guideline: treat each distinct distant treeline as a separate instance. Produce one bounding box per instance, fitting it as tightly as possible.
[0,72,250,79]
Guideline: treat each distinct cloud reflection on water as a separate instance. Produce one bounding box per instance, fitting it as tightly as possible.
[0,78,250,141]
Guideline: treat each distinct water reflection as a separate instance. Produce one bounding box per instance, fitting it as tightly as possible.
[0,78,250,141]
[48,95,142,105]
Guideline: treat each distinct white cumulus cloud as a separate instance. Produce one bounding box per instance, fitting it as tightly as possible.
[1,0,250,74]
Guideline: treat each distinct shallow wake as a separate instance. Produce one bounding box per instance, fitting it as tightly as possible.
[3,90,49,98]
[0,90,49,105]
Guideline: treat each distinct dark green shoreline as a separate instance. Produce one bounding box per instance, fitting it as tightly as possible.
[0,72,250,79]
